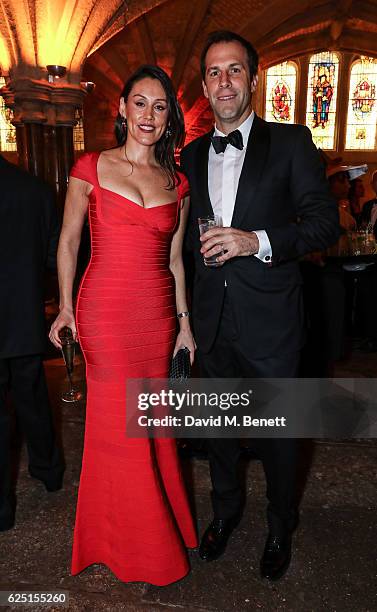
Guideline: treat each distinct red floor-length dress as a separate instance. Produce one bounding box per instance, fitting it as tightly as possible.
[70,152,197,586]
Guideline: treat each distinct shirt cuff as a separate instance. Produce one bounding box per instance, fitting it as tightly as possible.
[253,230,272,263]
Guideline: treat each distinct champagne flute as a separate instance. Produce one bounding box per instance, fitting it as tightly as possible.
[59,326,83,402]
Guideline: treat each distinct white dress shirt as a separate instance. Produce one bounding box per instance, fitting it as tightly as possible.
[208,111,272,263]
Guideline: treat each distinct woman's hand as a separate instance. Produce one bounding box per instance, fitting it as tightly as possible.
[173,328,197,365]
[49,307,77,348]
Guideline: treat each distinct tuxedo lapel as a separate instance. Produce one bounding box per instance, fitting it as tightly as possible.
[231,115,270,228]
[195,131,213,216]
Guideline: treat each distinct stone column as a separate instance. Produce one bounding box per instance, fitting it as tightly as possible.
[1,77,86,213]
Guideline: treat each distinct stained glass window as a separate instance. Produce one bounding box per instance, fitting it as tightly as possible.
[345,57,377,150]
[0,77,17,152]
[264,62,297,124]
[306,52,339,149]
[73,108,85,152]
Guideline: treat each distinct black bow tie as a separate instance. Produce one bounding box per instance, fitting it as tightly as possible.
[211,129,243,154]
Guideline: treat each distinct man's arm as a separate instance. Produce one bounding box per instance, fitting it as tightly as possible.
[198,126,340,266]
[180,146,195,253]
[45,187,60,270]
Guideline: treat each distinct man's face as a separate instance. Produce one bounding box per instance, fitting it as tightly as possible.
[202,41,257,130]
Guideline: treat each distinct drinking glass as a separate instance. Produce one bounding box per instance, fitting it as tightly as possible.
[59,327,83,402]
[198,215,224,267]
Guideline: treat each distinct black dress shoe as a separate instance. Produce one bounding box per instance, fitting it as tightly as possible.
[43,478,63,492]
[260,533,292,581]
[30,472,64,492]
[199,517,239,562]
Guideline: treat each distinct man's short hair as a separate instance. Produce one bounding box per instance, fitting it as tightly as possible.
[200,30,259,80]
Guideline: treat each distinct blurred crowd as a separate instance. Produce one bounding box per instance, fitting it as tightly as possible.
[301,166,377,376]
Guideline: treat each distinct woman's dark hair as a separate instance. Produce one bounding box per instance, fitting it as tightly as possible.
[114,65,184,190]
[200,30,259,81]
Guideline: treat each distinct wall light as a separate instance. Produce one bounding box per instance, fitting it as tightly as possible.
[80,81,96,93]
[46,65,67,83]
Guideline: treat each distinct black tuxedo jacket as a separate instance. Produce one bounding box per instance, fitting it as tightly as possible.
[181,115,340,358]
[0,155,59,358]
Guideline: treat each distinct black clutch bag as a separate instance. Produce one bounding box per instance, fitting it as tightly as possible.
[169,347,191,382]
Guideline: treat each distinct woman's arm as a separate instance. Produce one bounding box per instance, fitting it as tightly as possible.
[169,196,196,362]
[49,177,91,347]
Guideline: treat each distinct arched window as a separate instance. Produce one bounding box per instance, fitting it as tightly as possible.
[264,62,297,124]
[345,56,377,150]
[0,77,17,152]
[306,52,339,149]
[73,108,85,151]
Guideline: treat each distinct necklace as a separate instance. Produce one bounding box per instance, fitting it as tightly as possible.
[120,146,134,177]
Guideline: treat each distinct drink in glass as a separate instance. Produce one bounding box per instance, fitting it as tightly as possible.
[59,327,83,402]
[198,215,224,267]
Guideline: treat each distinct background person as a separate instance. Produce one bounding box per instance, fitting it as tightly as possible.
[348,177,365,225]
[361,169,377,237]
[0,154,64,532]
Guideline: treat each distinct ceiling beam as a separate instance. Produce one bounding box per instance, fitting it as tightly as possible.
[180,73,203,111]
[349,0,377,22]
[260,30,335,67]
[83,63,121,106]
[88,53,124,90]
[88,0,170,56]
[129,14,156,65]
[340,28,377,57]
[259,26,377,68]
[171,0,211,91]
[98,44,128,86]
[254,2,336,49]
[184,95,210,132]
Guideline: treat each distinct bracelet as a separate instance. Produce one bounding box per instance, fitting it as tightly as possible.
[177,311,190,319]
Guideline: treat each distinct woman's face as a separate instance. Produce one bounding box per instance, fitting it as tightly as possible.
[119,77,169,146]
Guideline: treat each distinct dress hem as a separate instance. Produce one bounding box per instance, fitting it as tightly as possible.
[71,559,191,587]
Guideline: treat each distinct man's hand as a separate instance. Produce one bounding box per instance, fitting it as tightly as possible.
[200,227,259,264]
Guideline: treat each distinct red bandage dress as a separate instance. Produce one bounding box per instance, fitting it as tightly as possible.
[70,152,197,586]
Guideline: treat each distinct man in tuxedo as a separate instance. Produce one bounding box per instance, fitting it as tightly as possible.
[361,169,377,237]
[357,169,377,352]
[181,30,340,580]
[0,154,64,532]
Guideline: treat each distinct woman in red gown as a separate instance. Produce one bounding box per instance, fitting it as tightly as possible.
[50,65,197,585]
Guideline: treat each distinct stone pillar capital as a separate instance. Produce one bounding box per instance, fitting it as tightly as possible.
[1,76,86,126]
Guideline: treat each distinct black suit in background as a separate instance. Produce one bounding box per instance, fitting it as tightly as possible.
[0,154,64,531]
[361,197,377,238]
[357,197,377,345]
[181,116,340,534]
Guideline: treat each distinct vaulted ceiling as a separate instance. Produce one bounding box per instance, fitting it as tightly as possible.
[81,0,377,147]
[1,0,377,146]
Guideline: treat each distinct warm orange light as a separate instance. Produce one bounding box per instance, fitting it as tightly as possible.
[0,36,11,72]
[37,0,79,68]
[0,0,126,77]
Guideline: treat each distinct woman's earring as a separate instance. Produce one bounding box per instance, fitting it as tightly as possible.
[121,117,127,130]
[165,125,172,138]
